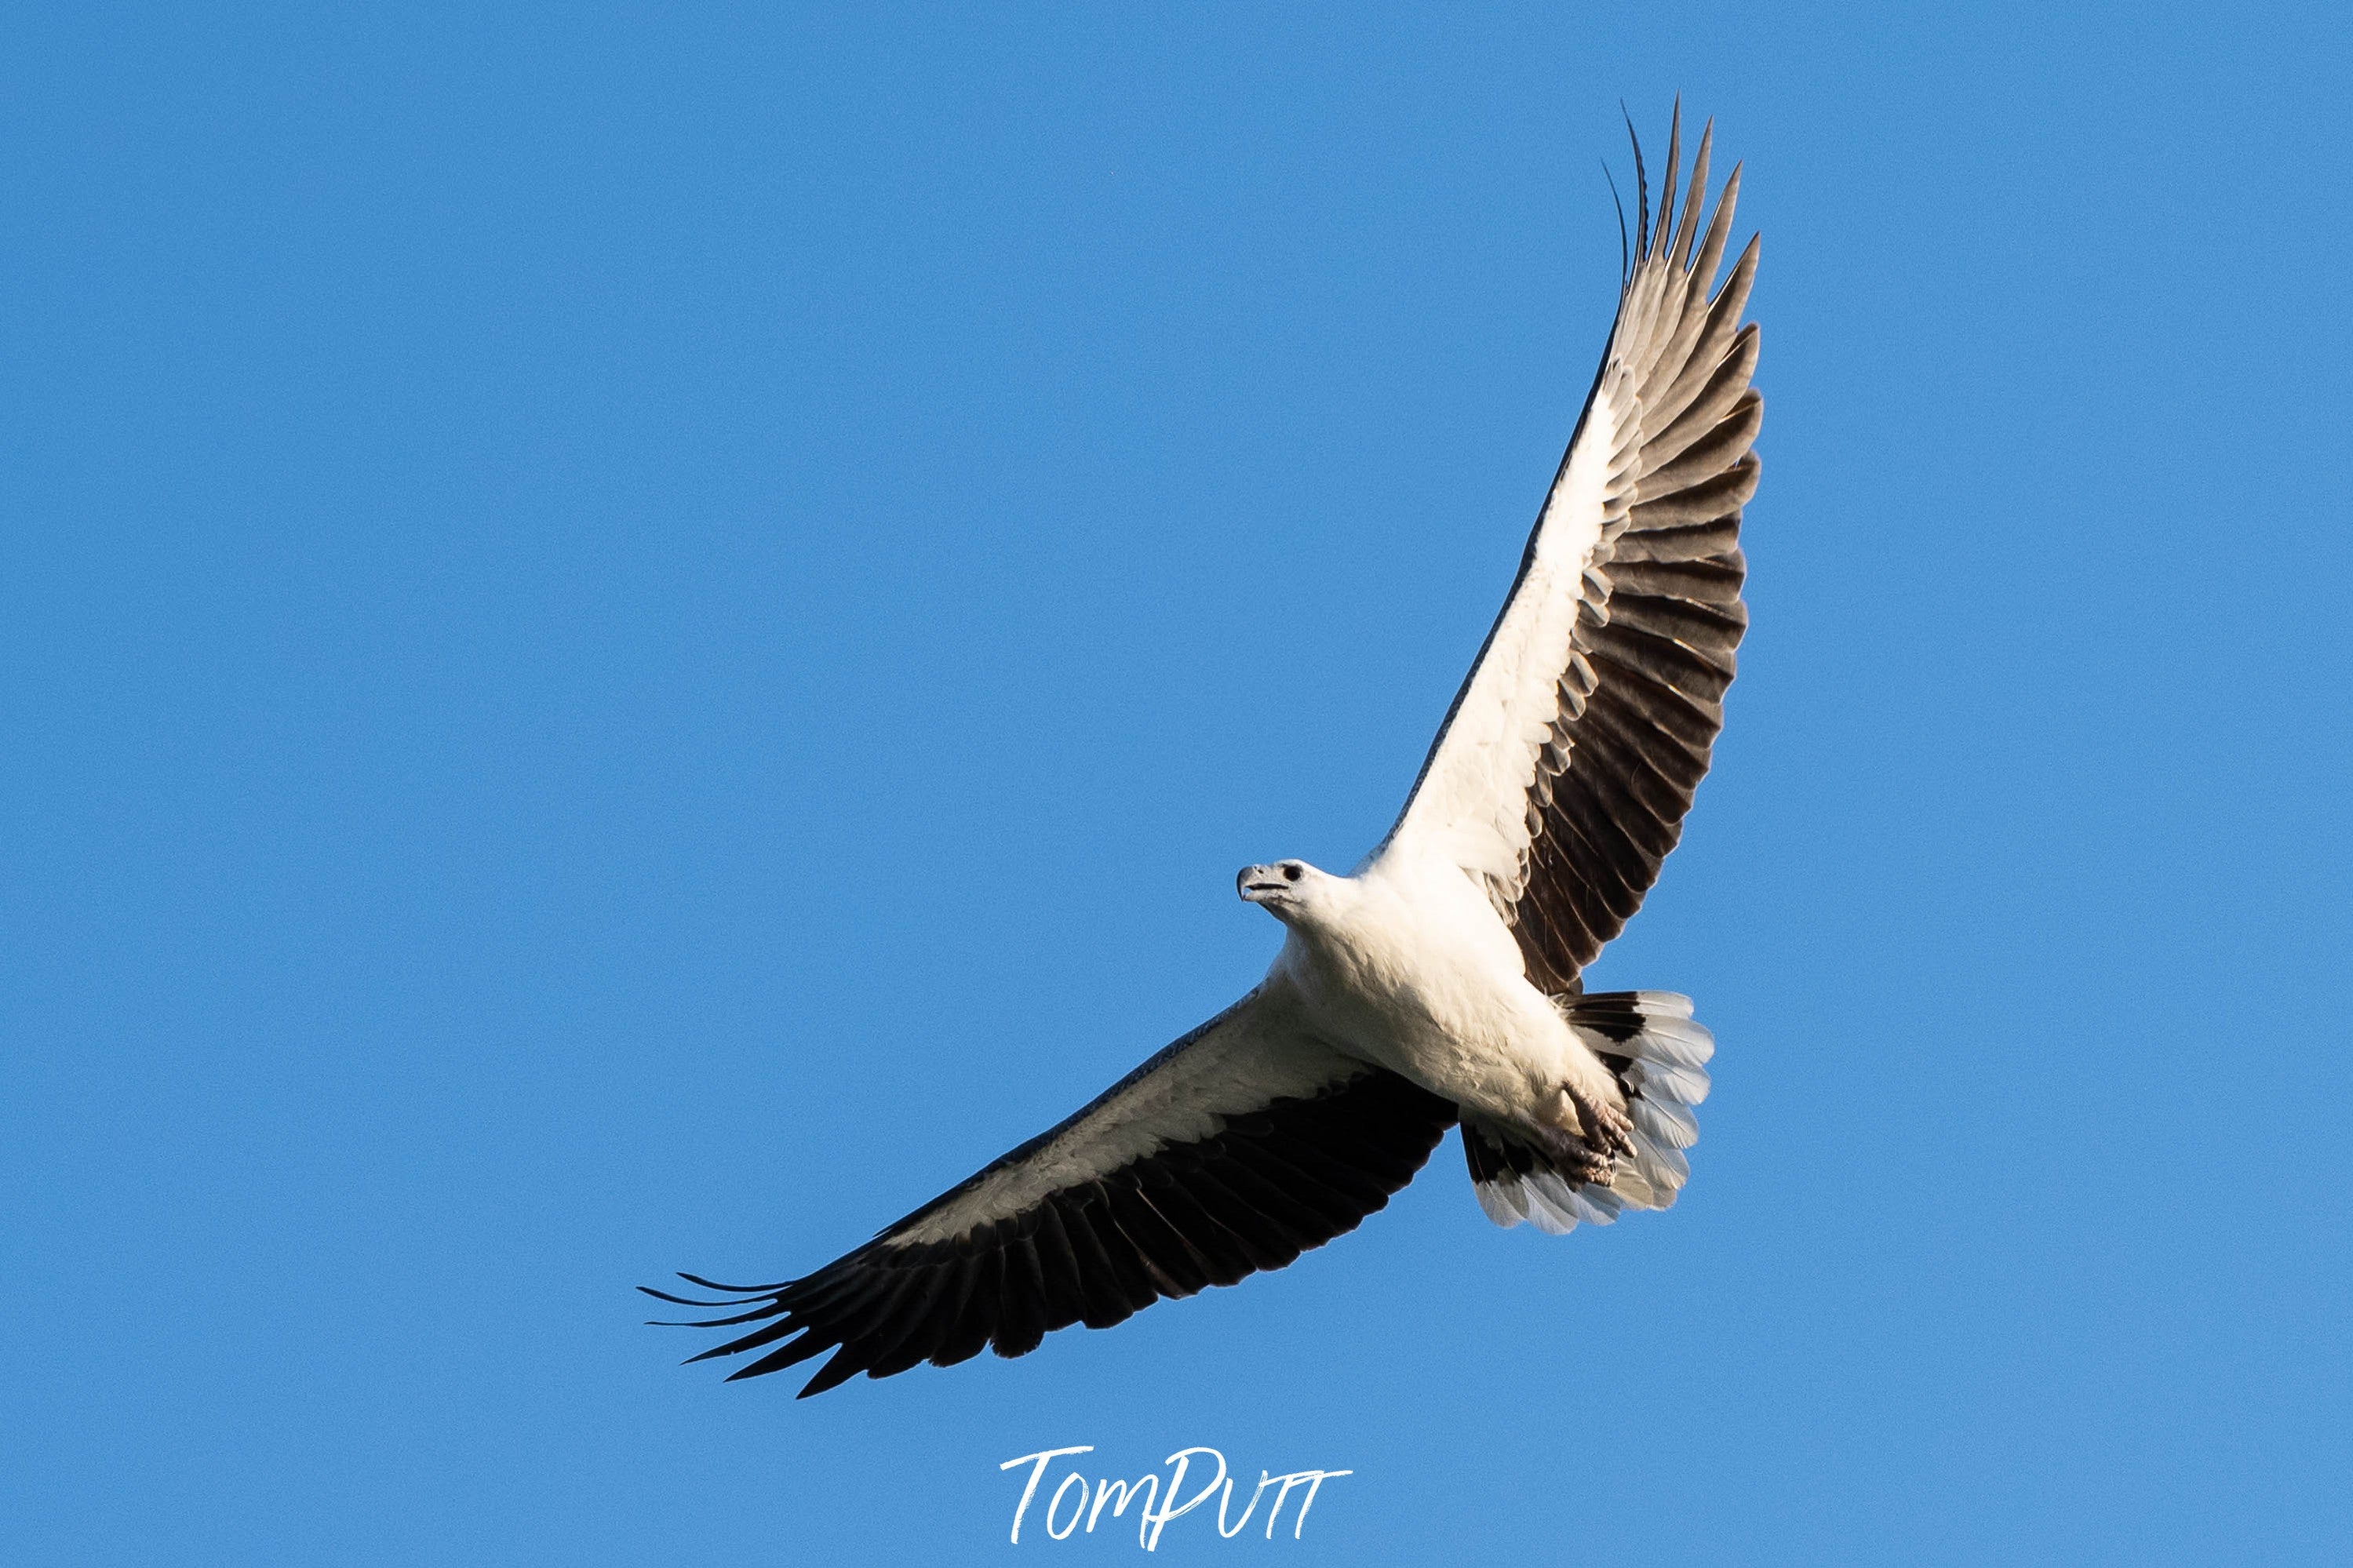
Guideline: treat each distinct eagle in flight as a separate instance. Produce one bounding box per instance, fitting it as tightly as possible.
[647,107,1761,1396]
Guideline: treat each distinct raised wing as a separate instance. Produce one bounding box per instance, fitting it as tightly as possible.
[645,992,1455,1396]
[1379,110,1760,992]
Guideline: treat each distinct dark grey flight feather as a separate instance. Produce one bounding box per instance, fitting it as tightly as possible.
[1446,104,1761,992]
[646,1064,1453,1396]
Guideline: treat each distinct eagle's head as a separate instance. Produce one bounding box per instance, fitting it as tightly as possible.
[1236,859,1335,925]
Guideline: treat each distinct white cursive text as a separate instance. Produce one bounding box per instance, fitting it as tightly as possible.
[1000,1446,1351,1550]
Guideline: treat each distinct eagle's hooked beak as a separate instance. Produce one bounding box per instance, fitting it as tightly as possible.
[1237,863,1303,903]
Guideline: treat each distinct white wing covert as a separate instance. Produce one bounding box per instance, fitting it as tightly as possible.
[1380,111,1761,992]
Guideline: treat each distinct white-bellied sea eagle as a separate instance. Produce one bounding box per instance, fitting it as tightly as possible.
[647,107,1761,1396]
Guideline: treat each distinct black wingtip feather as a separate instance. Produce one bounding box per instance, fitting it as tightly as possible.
[1603,161,1630,282]
[676,1271,791,1295]
[1655,102,1682,266]
[785,1344,869,1397]
[639,1284,762,1308]
[688,1313,807,1362]
[723,1326,835,1378]
[1621,102,1650,261]
[647,1301,794,1330]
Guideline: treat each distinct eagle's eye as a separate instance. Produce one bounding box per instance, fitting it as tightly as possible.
[1284,864,1302,882]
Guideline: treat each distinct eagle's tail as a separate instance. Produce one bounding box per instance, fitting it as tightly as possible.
[1461,990,1713,1232]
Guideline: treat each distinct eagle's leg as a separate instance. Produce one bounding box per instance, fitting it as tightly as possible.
[1565,1082,1635,1155]
[1555,1082,1635,1181]
[1525,1086,1628,1184]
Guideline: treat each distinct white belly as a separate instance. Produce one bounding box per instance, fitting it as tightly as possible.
[1263,851,1612,1124]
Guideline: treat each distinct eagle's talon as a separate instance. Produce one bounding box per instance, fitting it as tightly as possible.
[1565,1083,1636,1160]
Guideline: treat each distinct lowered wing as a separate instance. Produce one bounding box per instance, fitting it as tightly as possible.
[646,991,1454,1396]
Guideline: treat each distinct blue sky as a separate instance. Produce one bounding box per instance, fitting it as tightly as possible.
[5,3,2350,1563]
